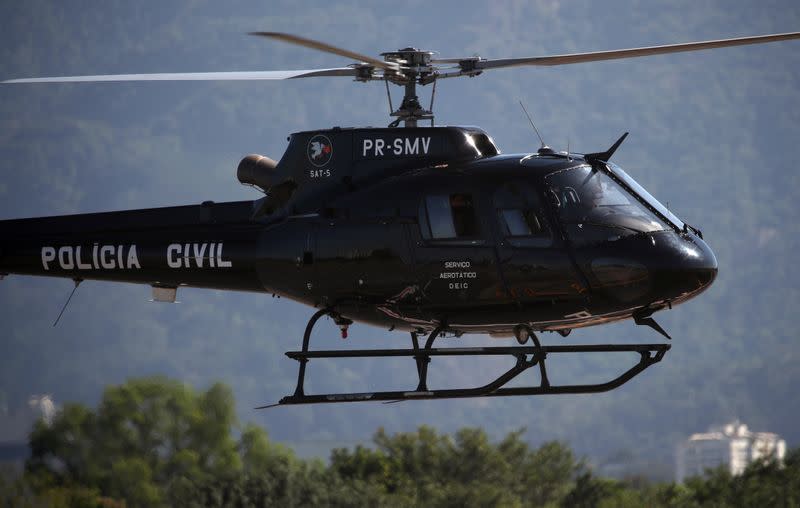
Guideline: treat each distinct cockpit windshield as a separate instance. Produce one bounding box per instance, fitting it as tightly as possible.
[605,162,684,230]
[545,165,668,246]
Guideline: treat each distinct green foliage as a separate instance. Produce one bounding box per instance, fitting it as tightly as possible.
[562,472,622,508]
[26,377,266,507]
[0,465,122,508]
[329,426,580,507]
[674,450,800,508]
[19,376,800,507]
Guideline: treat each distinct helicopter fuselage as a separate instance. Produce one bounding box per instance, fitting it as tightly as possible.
[0,126,717,336]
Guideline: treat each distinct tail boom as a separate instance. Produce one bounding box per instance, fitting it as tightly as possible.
[0,201,266,293]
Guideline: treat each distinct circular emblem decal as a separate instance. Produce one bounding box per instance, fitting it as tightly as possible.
[307,134,333,167]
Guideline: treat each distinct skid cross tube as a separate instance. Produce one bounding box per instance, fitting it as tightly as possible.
[277,339,670,405]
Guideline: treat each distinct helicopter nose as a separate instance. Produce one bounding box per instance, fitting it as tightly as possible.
[653,231,718,302]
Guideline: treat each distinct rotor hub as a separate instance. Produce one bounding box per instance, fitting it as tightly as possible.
[380,48,434,68]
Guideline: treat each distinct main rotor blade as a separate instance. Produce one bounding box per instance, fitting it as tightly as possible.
[476,31,800,70]
[1,67,358,84]
[250,31,398,71]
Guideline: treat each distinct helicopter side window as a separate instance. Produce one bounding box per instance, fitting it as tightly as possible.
[419,194,480,240]
[493,183,551,247]
[500,209,541,236]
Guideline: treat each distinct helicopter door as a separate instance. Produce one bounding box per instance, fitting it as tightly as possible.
[412,191,503,324]
[491,182,584,307]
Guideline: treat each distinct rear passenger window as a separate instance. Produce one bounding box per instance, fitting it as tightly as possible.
[419,194,480,240]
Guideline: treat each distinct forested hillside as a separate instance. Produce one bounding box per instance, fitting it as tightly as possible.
[1,1,799,478]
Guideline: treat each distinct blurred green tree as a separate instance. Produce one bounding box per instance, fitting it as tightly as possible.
[19,375,800,507]
[25,377,279,507]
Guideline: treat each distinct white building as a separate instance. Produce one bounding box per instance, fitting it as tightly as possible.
[0,394,56,445]
[28,395,56,426]
[676,420,787,483]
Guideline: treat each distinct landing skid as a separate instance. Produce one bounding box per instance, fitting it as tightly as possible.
[264,308,670,407]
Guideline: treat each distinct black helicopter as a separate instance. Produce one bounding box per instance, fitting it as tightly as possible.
[1,31,798,406]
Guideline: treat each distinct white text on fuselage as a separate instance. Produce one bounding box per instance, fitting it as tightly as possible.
[166,243,232,268]
[41,244,141,271]
[439,260,477,291]
[361,137,431,157]
[308,168,331,179]
[40,242,233,270]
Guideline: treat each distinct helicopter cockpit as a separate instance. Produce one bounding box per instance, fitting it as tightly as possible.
[545,164,679,247]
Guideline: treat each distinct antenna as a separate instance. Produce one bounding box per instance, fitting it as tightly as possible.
[53,278,82,327]
[567,137,572,162]
[519,101,545,148]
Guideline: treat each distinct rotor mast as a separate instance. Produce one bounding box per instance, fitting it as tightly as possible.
[378,48,437,128]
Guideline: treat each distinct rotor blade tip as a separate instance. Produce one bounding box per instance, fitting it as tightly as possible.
[249,31,287,39]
